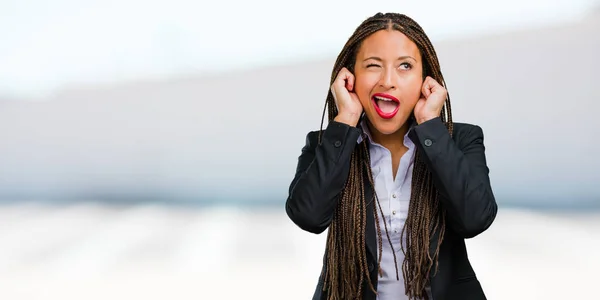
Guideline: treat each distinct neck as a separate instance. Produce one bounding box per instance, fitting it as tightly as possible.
[366,119,412,152]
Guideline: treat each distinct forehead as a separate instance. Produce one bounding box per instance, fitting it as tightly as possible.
[357,29,420,59]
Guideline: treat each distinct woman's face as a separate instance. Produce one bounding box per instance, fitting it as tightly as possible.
[353,29,424,135]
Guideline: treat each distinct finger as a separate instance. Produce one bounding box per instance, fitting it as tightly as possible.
[428,77,441,89]
[334,68,353,92]
[422,78,432,98]
[335,68,349,87]
[332,68,350,103]
[424,76,441,97]
[346,72,355,92]
[337,67,350,80]
[428,78,446,97]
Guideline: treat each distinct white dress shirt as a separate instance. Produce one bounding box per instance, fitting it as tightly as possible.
[357,120,433,300]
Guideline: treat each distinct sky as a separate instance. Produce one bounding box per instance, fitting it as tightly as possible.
[1,0,597,99]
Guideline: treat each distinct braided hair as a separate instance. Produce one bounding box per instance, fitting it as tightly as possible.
[317,12,453,300]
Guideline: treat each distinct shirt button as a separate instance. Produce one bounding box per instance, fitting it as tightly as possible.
[392,194,396,198]
[334,140,342,147]
[392,210,396,215]
[424,139,433,147]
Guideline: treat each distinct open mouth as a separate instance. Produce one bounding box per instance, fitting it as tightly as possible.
[372,93,400,119]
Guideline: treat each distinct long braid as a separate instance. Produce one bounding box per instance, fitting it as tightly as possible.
[318,12,453,299]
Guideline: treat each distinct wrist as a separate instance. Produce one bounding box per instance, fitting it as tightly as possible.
[416,114,439,125]
[334,112,360,127]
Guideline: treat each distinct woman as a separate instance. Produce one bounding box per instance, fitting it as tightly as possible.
[285,12,497,300]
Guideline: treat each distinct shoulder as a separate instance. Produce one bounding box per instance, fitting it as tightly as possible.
[303,121,362,148]
[305,130,322,145]
[411,118,485,144]
[451,122,486,148]
[300,129,326,153]
[452,122,485,138]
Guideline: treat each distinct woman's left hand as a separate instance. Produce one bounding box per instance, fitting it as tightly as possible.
[414,76,447,124]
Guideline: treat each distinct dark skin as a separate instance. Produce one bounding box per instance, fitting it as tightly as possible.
[332,29,447,180]
[353,29,423,180]
[365,118,409,180]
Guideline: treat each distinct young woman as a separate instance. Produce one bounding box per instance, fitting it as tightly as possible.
[285,13,497,300]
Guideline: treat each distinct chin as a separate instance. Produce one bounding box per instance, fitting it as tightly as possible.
[367,113,411,135]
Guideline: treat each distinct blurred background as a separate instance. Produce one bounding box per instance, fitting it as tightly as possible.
[1,0,599,299]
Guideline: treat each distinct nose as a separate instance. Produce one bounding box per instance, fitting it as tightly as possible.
[379,67,396,90]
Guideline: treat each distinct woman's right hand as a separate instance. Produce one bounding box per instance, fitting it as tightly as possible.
[331,67,363,127]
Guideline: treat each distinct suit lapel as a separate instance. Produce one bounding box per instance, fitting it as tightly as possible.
[364,172,378,263]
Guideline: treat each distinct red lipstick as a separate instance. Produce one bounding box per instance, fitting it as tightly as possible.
[371,93,400,119]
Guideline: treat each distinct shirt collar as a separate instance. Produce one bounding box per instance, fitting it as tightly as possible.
[357,117,416,145]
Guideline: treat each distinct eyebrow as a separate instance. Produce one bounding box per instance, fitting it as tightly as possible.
[363,56,416,62]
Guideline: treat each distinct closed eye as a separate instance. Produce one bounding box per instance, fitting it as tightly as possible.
[366,64,381,68]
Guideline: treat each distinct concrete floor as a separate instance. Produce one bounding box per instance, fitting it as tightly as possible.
[0,203,598,299]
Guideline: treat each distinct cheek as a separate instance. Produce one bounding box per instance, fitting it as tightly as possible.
[354,75,379,105]
[400,78,424,107]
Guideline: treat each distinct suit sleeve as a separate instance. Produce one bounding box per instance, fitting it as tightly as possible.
[410,117,497,238]
[285,121,361,234]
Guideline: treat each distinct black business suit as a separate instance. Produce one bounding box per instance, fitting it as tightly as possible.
[285,117,497,300]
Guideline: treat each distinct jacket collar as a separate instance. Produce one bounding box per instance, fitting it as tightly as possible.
[356,117,417,145]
